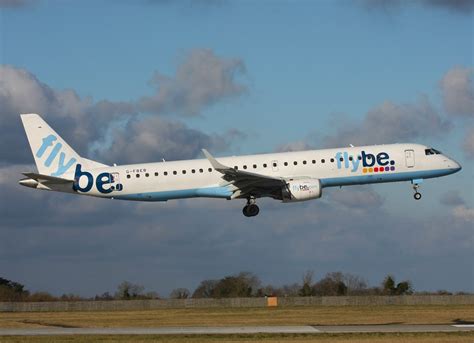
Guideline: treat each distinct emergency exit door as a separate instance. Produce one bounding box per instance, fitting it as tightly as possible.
[405,149,415,168]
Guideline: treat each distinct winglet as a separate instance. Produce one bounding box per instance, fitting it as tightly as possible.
[202,149,230,171]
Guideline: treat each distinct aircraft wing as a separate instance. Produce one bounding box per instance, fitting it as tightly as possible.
[202,149,287,199]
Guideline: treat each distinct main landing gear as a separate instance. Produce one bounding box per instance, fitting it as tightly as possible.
[412,183,422,200]
[243,197,260,217]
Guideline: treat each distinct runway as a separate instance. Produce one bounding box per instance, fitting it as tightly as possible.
[1,324,473,335]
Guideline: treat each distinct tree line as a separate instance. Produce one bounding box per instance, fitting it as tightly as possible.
[0,272,470,302]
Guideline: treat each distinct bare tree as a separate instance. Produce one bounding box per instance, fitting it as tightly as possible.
[115,281,145,300]
[343,273,368,295]
[299,270,315,296]
[312,272,347,296]
[192,279,218,298]
[169,288,190,299]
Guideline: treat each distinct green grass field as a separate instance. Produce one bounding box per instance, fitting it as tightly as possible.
[1,332,474,343]
[1,305,473,342]
[1,305,473,328]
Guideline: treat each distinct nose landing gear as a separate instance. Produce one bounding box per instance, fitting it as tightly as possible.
[412,180,422,200]
[243,197,260,217]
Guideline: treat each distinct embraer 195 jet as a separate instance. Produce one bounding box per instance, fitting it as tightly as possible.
[19,114,462,217]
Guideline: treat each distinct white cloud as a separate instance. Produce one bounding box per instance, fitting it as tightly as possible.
[322,96,450,148]
[139,49,247,116]
[452,205,474,222]
[440,66,474,118]
[0,49,246,165]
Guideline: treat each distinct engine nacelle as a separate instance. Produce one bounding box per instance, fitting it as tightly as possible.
[282,178,322,202]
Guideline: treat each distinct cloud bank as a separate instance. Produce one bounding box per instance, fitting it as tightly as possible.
[0,48,247,166]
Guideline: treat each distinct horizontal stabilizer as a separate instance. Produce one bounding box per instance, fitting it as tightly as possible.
[22,172,74,184]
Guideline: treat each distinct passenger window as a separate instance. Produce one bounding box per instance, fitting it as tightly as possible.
[136,174,140,178]
[164,171,168,176]
[173,171,177,175]
[145,173,149,177]
[243,165,247,169]
[199,169,203,173]
[321,159,325,163]
[154,172,158,176]
[303,160,307,165]
[284,162,288,166]
[208,168,212,172]
[253,164,257,169]
[234,166,238,170]
[127,174,131,179]
[358,156,362,160]
[349,156,353,161]
[312,160,316,164]
[182,170,186,174]
[273,162,277,167]
[293,161,297,165]
[263,163,267,168]
[330,158,335,162]
[192,169,195,173]
[339,157,343,162]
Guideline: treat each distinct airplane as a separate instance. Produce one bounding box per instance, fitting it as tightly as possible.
[19,113,462,217]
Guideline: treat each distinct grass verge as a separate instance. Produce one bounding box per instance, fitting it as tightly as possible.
[1,305,473,329]
[0,332,474,343]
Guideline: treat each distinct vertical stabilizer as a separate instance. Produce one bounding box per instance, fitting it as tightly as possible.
[20,113,83,177]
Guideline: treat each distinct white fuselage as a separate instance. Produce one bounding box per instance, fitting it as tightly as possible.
[68,143,460,202]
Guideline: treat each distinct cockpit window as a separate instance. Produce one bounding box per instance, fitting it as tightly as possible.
[425,148,442,155]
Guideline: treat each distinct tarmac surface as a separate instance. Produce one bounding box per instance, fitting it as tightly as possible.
[0,324,473,335]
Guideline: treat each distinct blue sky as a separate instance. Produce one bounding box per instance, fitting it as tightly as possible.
[0,0,473,296]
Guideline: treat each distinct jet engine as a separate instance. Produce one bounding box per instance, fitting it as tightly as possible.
[282,178,322,202]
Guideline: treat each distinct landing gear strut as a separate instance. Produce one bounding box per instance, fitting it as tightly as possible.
[243,197,260,217]
[412,184,422,200]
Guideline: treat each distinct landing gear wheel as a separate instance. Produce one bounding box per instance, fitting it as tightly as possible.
[242,198,260,217]
[247,204,260,216]
[412,183,422,201]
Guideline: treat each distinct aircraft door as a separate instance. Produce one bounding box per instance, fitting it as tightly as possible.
[110,172,123,191]
[405,149,415,168]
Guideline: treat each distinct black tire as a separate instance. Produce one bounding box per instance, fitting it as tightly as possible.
[414,192,422,200]
[242,205,250,217]
[247,204,260,217]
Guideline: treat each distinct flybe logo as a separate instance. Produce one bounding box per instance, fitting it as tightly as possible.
[335,151,396,173]
[292,184,310,192]
[36,135,77,177]
[73,164,123,194]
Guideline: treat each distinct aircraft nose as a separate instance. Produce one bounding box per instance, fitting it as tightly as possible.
[449,159,462,173]
[453,161,462,172]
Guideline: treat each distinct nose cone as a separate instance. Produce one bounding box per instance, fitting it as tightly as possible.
[448,158,462,173]
[453,161,462,173]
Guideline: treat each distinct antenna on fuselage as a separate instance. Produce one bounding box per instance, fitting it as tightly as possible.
[349,144,354,147]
